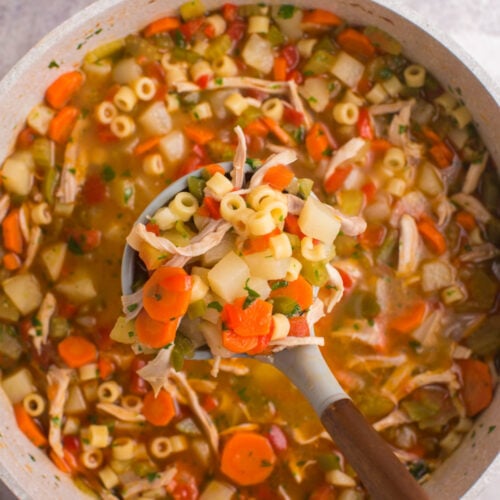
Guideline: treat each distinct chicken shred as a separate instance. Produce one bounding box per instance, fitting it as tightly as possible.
[231,125,247,189]
[96,403,146,422]
[136,345,175,397]
[28,292,56,354]
[122,468,177,499]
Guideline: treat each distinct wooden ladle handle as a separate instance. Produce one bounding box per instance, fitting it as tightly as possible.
[321,399,429,500]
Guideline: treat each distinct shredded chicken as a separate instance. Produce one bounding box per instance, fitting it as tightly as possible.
[399,369,459,402]
[187,378,218,393]
[373,409,411,432]
[451,192,492,223]
[219,423,260,436]
[462,154,488,194]
[174,76,289,95]
[348,354,407,370]
[329,321,384,347]
[433,194,456,227]
[21,225,42,271]
[389,191,430,227]
[326,205,367,236]
[121,289,143,320]
[278,485,292,500]
[249,150,298,188]
[122,468,177,499]
[288,80,313,129]
[306,298,325,329]
[169,369,219,458]
[324,264,344,313]
[96,403,146,422]
[460,243,500,262]
[286,194,304,215]
[292,427,331,445]
[216,359,250,376]
[231,125,247,189]
[369,100,410,116]
[397,214,421,276]
[28,292,56,354]
[18,205,30,242]
[270,336,325,352]
[324,137,366,181]
[136,346,174,397]
[210,355,221,378]
[47,366,73,458]
[387,99,414,147]
[200,320,233,358]
[0,194,10,223]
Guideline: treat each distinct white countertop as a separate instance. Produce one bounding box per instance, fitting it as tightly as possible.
[0,0,498,498]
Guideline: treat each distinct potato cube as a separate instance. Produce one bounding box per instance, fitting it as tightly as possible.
[298,197,341,245]
[208,251,250,303]
[2,274,43,315]
[40,242,67,282]
[331,51,365,88]
[2,368,34,404]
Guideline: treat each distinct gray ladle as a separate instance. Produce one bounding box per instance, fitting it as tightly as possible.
[121,162,428,500]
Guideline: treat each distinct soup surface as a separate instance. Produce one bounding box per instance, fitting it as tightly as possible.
[0,1,498,498]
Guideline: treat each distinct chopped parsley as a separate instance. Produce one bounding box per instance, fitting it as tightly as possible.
[277,5,295,19]
[488,425,496,434]
[271,280,288,290]
[101,164,116,182]
[215,77,223,85]
[67,236,84,255]
[146,472,160,483]
[261,459,273,467]
[243,278,260,309]
[127,303,138,313]
[398,125,408,134]
[123,186,134,204]
[48,60,60,69]
[207,301,223,312]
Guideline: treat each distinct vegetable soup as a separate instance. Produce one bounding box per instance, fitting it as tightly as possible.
[0,1,498,498]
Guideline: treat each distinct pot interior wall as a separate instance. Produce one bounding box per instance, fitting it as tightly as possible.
[0,1,497,498]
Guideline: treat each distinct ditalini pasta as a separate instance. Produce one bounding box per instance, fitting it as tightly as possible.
[0,1,497,498]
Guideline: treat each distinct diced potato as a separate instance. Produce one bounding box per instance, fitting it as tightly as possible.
[40,242,67,282]
[325,469,357,487]
[243,251,290,280]
[245,276,271,300]
[138,101,172,136]
[421,260,454,292]
[111,178,135,209]
[159,130,187,165]
[0,324,22,362]
[441,285,465,305]
[242,34,274,74]
[1,368,34,404]
[417,162,444,197]
[299,77,330,113]
[1,154,34,196]
[331,51,365,88]
[0,294,20,323]
[112,57,143,84]
[2,274,43,315]
[208,251,250,303]
[298,197,341,245]
[199,480,236,500]
[27,104,55,136]
[110,316,137,344]
[55,269,97,304]
[65,385,88,414]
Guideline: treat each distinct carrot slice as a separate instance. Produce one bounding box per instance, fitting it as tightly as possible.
[98,357,115,380]
[133,136,162,156]
[417,217,447,255]
[58,336,97,368]
[221,432,276,486]
[429,141,453,168]
[222,298,273,337]
[143,16,181,38]
[262,165,294,191]
[2,252,21,271]
[2,209,23,254]
[324,164,353,194]
[306,123,330,162]
[370,139,392,155]
[273,56,287,81]
[14,403,47,448]
[222,329,259,354]
[244,119,269,137]
[261,116,291,145]
[142,389,176,426]
[361,181,377,203]
[136,309,178,348]
[183,124,216,145]
[455,210,476,231]
[45,71,84,109]
[242,228,281,255]
[358,224,387,249]
[456,359,493,417]
[270,275,313,310]
[337,28,376,59]
[50,447,79,474]
[142,266,192,321]
[390,301,427,334]
[302,9,343,26]
[202,164,226,177]
[48,106,80,144]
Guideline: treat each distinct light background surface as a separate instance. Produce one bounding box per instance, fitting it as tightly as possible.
[0,0,498,498]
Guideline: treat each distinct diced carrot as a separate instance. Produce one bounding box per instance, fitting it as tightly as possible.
[45,71,84,110]
[136,309,178,348]
[306,123,330,162]
[201,394,219,413]
[302,9,343,26]
[58,336,97,368]
[222,3,238,22]
[390,301,427,334]
[283,107,304,127]
[2,252,21,271]
[370,138,392,155]
[455,210,476,231]
[242,228,281,255]
[143,16,181,38]
[270,275,313,310]
[48,106,79,144]
[142,266,192,321]
[2,209,23,254]
[98,357,115,380]
[142,389,176,426]
[456,359,493,417]
[222,329,259,354]
[202,196,221,219]
[417,217,447,255]
[357,77,373,95]
[145,222,160,236]
[324,164,353,194]
[133,136,162,156]
[261,116,291,145]
[284,214,305,238]
[262,164,294,191]
[288,316,310,337]
[361,181,377,203]
[222,298,273,337]
[244,119,269,137]
[202,164,226,177]
[421,126,441,144]
[14,403,47,448]
[273,57,287,81]
[17,127,36,149]
[246,333,272,355]
[429,141,454,168]
[179,19,204,42]
[50,447,79,474]
[358,223,387,249]
[221,432,276,486]
[183,124,215,145]
[357,107,374,140]
[96,124,119,144]
[337,28,376,59]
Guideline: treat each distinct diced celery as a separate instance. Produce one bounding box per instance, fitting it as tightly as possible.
[338,189,364,216]
[297,178,313,199]
[456,268,498,313]
[0,324,22,366]
[376,228,398,266]
[236,106,263,128]
[31,138,55,169]
[180,0,206,21]
[124,34,162,60]
[300,259,329,287]
[42,168,58,204]
[317,453,341,472]
[205,34,232,62]
[345,290,380,319]
[363,26,402,55]
[486,217,500,246]
[303,50,336,76]
[188,176,206,202]
[267,25,285,46]
[272,296,302,316]
[84,38,126,64]
[172,333,195,371]
[314,36,336,53]
[285,232,301,251]
[206,140,236,161]
[481,170,500,212]
[50,316,69,339]
[334,234,358,258]
[171,47,201,64]
[353,390,394,420]
[187,300,206,320]
[0,294,20,323]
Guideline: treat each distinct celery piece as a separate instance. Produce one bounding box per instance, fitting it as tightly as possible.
[187,176,206,202]
[205,34,232,62]
[206,140,236,161]
[299,260,329,287]
[0,324,22,365]
[314,36,335,53]
[317,453,341,472]
[175,220,196,240]
[401,399,440,423]
[267,25,286,47]
[297,178,313,199]
[50,316,70,339]
[171,47,201,64]
[187,299,207,320]
[236,106,263,128]
[376,228,398,266]
[285,232,301,252]
[303,50,336,76]
[464,315,500,356]
[179,0,205,21]
[133,461,157,479]
[345,290,380,319]
[481,170,500,213]
[171,333,194,371]
[271,296,302,317]
[42,168,58,204]
[364,26,402,55]
[335,234,358,258]
[31,138,55,169]
[353,390,394,420]
[84,38,125,64]
[124,34,161,60]
[338,189,364,216]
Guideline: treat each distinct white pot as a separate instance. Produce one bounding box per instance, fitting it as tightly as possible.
[0,1,498,498]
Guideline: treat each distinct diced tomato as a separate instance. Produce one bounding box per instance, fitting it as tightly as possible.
[145,222,160,236]
[254,484,276,500]
[281,45,300,70]
[17,127,36,149]
[222,3,238,22]
[288,316,310,337]
[227,19,246,42]
[66,228,102,253]
[144,61,166,81]
[62,435,81,456]
[98,356,115,380]
[195,74,210,89]
[358,224,387,249]
[94,326,114,351]
[130,357,149,396]
[201,394,218,413]
[287,69,304,84]
[357,107,374,140]
[284,214,305,238]
[283,107,304,127]
[266,424,288,453]
[82,174,107,204]
[167,462,200,500]
[176,155,203,179]
[58,300,78,319]
[179,19,204,41]
[202,196,221,219]
[361,181,377,203]
[154,84,167,101]
[324,165,353,194]
[247,134,266,155]
[310,484,337,500]
[96,124,119,144]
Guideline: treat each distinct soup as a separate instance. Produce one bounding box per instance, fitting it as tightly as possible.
[0,1,498,498]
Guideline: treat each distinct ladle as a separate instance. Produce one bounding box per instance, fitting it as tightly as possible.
[121,163,428,500]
